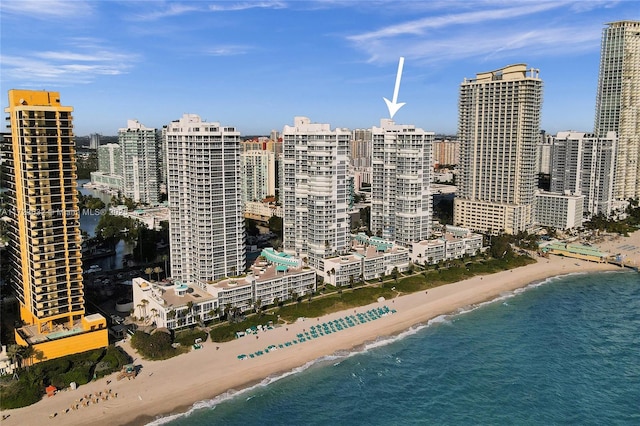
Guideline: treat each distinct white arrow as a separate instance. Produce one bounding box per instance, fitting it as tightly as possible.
[383,56,406,119]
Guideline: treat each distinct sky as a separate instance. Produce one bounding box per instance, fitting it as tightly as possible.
[1,0,638,136]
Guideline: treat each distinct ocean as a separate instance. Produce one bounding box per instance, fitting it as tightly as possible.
[151,270,640,425]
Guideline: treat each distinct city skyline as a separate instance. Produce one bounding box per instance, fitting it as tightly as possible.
[1,0,638,136]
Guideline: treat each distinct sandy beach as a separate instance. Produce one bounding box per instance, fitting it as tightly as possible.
[3,233,637,426]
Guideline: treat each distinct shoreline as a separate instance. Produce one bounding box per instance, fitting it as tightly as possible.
[4,234,637,426]
[122,259,628,426]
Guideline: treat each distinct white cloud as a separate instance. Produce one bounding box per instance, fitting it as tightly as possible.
[132,2,205,21]
[205,45,253,56]
[35,50,131,62]
[348,2,568,43]
[356,25,601,67]
[0,0,93,18]
[131,0,287,21]
[208,1,287,12]
[0,42,137,86]
[346,1,611,65]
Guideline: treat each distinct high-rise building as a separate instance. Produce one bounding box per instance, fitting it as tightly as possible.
[433,139,460,166]
[550,131,616,216]
[240,139,282,199]
[594,21,640,200]
[89,133,101,150]
[454,64,542,234]
[90,142,123,191]
[119,119,161,204]
[349,129,373,193]
[97,143,123,175]
[240,150,276,204]
[350,129,372,168]
[165,114,245,285]
[536,132,553,175]
[371,119,434,246]
[282,117,350,271]
[4,90,107,361]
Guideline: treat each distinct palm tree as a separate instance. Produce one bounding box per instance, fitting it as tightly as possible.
[162,254,169,276]
[153,266,162,281]
[22,346,35,369]
[136,303,144,320]
[186,301,194,321]
[195,314,203,327]
[6,344,25,371]
[232,307,241,321]
[141,299,149,320]
[255,298,262,314]
[167,309,177,321]
[225,303,233,322]
[144,267,153,281]
[273,297,280,308]
[150,308,158,326]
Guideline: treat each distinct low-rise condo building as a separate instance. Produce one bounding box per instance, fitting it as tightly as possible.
[410,226,483,265]
[132,249,315,330]
[534,191,584,230]
[322,234,411,286]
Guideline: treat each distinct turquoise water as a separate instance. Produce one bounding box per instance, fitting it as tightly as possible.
[46,328,83,340]
[151,270,640,425]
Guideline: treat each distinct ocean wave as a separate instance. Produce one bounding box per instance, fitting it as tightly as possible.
[146,270,624,425]
[145,354,346,425]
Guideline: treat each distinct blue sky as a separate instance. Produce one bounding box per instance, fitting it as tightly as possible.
[1,0,638,136]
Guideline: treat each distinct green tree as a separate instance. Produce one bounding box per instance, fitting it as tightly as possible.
[140,299,149,321]
[489,234,512,259]
[162,254,169,276]
[150,308,159,325]
[7,344,26,370]
[245,218,260,237]
[21,346,35,369]
[225,303,233,323]
[268,215,283,238]
[153,266,163,281]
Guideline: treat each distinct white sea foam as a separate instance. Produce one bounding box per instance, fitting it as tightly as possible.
[145,354,346,425]
[146,270,613,425]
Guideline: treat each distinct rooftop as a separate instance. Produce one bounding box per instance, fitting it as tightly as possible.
[137,279,215,308]
[17,321,84,344]
[542,242,609,258]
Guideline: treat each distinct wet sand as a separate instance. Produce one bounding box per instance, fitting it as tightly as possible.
[4,245,632,426]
